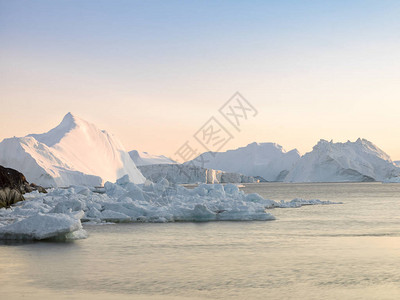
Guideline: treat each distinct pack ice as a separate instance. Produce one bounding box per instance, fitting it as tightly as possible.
[0,175,338,240]
[0,113,145,187]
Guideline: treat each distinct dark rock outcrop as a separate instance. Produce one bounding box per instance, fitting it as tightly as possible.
[0,165,46,208]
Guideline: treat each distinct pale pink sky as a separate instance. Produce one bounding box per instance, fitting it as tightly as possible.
[1,1,399,160]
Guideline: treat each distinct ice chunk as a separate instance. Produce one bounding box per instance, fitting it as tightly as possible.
[0,211,84,240]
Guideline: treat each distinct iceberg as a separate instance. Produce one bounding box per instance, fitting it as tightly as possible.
[185,139,400,183]
[0,176,338,240]
[186,142,301,182]
[137,164,256,184]
[285,139,400,182]
[0,113,145,187]
[0,211,85,240]
[129,150,177,166]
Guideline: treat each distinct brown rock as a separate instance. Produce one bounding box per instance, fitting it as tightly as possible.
[0,165,47,208]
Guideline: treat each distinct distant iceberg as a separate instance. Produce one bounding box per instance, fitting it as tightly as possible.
[285,139,400,182]
[137,163,256,184]
[186,139,400,183]
[186,142,301,182]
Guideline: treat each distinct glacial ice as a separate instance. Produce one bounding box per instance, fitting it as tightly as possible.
[0,211,85,240]
[383,177,400,183]
[129,150,177,166]
[138,163,256,184]
[186,139,400,183]
[187,142,301,182]
[0,176,339,240]
[0,113,145,187]
[285,139,400,182]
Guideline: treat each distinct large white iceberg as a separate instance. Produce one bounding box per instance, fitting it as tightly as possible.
[186,142,301,182]
[0,113,145,187]
[185,139,400,183]
[285,139,400,182]
[0,176,338,240]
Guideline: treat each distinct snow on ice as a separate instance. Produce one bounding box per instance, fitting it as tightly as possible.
[285,139,400,182]
[129,150,177,166]
[188,139,400,183]
[0,113,145,187]
[0,176,338,240]
[187,142,301,182]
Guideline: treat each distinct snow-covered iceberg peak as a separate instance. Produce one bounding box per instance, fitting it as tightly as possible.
[313,138,392,162]
[0,113,145,186]
[29,112,80,147]
[285,138,400,182]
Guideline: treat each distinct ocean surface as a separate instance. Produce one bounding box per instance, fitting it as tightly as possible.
[1,182,400,300]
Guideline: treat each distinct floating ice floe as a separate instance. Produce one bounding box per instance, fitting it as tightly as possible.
[0,176,339,240]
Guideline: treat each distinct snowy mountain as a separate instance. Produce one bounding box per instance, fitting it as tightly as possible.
[0,113,145,187]
[186,142,301,182]
[394,161,400,167]
[129,150,176,166]
[285,139,400,182]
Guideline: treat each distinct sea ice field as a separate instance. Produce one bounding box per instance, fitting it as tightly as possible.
[0,176,336,240]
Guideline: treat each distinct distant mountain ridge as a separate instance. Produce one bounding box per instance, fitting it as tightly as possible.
[0,113,145,187]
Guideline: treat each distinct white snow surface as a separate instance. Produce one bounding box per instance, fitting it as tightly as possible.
[0,113,145,187]
[0,176,338,240]
[129,150,177,166]
[186,142,301,182]
[285,139,400,182]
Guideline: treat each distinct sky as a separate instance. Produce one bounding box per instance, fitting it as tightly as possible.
[1,0,400,159]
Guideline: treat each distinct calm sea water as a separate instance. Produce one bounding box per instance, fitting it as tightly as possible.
[1,182,400,300]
